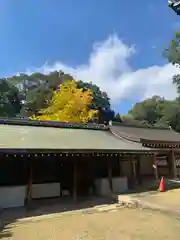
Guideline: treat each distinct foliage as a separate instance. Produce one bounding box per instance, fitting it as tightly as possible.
[30,80,98,123]
[76,80,113,124]
[8,71,74,116]
[129,96,166,125]
[164,32,180,66]
[164,31,180,94]
[0,79,21,117]
[113,113,123,122]
[5,71,111,119]
[162,30,180,132]
[128,96,180,131]
[77,80,110,110]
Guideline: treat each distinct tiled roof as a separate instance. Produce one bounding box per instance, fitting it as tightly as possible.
[110,122,180,143]
[0,119,151,151]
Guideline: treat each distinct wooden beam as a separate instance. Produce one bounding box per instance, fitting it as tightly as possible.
[73,160,77,201]
[119,158,122,176]
[129,157,137,188]
[25,158,32,207]
[132,160,137,182]
[167,153,172,176]
[171,150,177,179]
[136,156,141,185]
[108,159,113,192]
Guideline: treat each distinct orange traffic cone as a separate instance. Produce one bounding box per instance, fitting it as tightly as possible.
[158,177,164,192]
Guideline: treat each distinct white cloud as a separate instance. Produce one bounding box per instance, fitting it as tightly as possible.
[36,34,179,106]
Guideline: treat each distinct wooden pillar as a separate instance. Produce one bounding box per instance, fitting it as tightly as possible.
[24,158,28,206]
[167,153,172,176]
[129,157,137,188]
[136,156,142,185]
[119,156,125,177]
[152,154,158,179]
[171,150,177,179]
[73,160,77,201]
[25,157,33,207]
[119,158,122,176]
[108,159,113,192]
[132,160,137,182]
[90,160,96,195]
[58,159,62,197]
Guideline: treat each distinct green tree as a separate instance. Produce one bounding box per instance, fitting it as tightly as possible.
[164,31,180,93]
[7,71,111,117]
[77,81,110,110]
[30,80,97,123]
[8,71,74,116]
[128,96,180,131]
[164,32,180,66]
[0,79,21,117]
[113,113,123,122]
[163,31,180,132]
[129,96,165,125]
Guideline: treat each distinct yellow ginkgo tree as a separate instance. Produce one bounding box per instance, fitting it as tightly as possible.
[30,80,98,123]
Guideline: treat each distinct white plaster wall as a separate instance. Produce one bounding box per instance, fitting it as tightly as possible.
[32,183,60,199]
[95,178,111,196]
[95,177,128,196]
[112,177,128,193]
[0,186,26,209]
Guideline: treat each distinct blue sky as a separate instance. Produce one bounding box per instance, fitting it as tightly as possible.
[0,0,180,113]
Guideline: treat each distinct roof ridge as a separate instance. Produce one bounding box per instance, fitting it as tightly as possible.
[112,121,170,130]
[109,126,141,143]
[0,118,109,131]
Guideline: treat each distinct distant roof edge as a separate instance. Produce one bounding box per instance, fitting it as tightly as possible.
[112,121,171,130]
[0,117,109,131]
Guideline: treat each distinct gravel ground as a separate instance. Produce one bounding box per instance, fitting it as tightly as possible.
[136,188,180,209]
[1,208,180,240]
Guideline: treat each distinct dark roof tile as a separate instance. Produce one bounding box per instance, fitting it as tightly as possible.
[111,122,180,143]
[0,123,150,151]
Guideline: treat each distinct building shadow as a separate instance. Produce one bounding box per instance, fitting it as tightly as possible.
[0,195,115,238]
